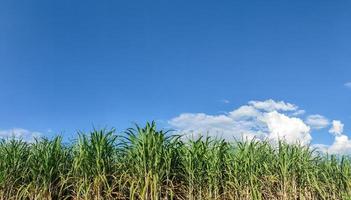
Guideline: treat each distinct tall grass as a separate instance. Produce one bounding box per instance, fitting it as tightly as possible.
[0,122,350,199]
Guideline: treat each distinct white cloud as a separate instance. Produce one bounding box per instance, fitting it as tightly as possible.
[169,99,311,144]
[0,128,41,142]
[329,120,344,136]
[248,99,298,112]
[345,82,351,88]
[313,120,351,155]
[169,112,266,140]
[306,115,330,130]
[170,100,351,154]
[292,110,306,116]
[169,113,233,131]
[229,105,260,119]
[328,134,351,154]
[262,111,311,145]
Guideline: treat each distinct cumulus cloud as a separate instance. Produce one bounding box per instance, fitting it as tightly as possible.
[169,113,233,132]
[170,99,351,154]
[306,115,330,130]
[312,120,351,155]
[325,120,351,154]
[248,99,297,112]
[292,110,306,116]
[169,99,312,144]
[263,111,311,145]
[328,134,351,154]
[0,128,41,142]
[169,112,266,140]
[229,105,260,119]
[329,120,344,135]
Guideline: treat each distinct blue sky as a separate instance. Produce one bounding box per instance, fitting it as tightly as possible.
[1,1,351,152]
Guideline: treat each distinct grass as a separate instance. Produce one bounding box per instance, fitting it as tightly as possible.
[0,122,351,199]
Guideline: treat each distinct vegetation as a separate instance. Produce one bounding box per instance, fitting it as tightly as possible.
[0,122,350,199]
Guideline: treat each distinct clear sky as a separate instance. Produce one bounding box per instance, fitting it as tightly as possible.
[1,0,351,151]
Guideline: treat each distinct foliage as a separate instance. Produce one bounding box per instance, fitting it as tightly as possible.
[0,122,350,199]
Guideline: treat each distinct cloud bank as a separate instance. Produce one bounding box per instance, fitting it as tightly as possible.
[169,99,350,154]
